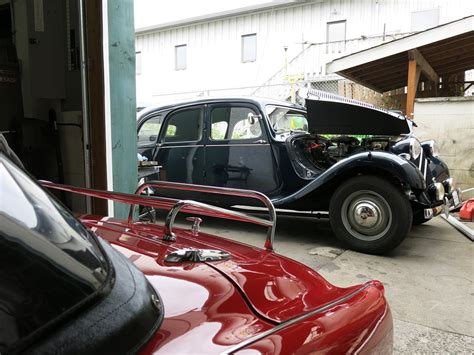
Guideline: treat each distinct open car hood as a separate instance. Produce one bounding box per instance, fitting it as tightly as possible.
[305,95,412,135]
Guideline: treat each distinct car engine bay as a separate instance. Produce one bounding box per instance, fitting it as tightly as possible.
[293,135,399,169]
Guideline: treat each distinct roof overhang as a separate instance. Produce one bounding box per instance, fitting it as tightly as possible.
[326,16,474,93]
[135,0,318,35]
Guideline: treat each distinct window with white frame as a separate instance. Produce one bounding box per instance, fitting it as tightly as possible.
[175,44,187,70]
[326,20,346,53]
[241,34,257,63]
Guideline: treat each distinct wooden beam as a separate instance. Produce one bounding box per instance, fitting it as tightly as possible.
[421,44,474,63]
[356,63,407,80]
[408,49,439,84]
[85,0,108,215]
[419,34,474,54]
[348,54,406,75]
[438,64,474,77]
[379,82,407,92]
[363,68,409,85]
[406,58,419,119]
[431,55,474,70]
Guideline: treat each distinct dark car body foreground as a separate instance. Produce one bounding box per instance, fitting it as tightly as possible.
[1,153,393,354]
[137,92,460,254]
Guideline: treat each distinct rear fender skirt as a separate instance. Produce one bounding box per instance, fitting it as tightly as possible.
[273,151,425,207]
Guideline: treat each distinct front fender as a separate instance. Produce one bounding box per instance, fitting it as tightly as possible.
[274,151,425,206]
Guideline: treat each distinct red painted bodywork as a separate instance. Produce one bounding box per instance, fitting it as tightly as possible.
[80,215,393,354]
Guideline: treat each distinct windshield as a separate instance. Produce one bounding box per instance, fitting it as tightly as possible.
[0,154,111,353]
[266,105,308,134]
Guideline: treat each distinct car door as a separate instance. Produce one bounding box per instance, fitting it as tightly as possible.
[141,105,205,184]
[204,103,281,196]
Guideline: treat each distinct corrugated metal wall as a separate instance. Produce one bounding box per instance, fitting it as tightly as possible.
[136,0,473,103]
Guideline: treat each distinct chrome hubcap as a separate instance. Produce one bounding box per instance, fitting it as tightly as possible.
[353,202,380,228]
[341,190,392,241]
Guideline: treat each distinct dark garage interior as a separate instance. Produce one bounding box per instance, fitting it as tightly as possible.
[0,0,117,214]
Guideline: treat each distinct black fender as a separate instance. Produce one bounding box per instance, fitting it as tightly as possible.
[273,151,426,207]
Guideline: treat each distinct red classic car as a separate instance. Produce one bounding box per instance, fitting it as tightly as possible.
[0,152,393,354]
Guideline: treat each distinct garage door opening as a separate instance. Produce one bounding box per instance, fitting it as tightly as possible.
[0,0,94,213]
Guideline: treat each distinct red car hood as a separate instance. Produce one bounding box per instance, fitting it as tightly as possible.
[81,216,362,324]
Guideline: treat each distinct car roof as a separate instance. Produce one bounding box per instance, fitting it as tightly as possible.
[137,96,306,118]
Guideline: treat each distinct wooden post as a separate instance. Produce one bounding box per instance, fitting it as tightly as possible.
[406,49,439,119]
[84,0,108,215]
[406,58,419,119]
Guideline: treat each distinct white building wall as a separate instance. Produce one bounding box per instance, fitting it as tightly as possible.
[414,97,474,195]
[136,0,474,104]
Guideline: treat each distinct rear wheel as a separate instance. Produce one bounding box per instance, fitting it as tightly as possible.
[329,175,412,254]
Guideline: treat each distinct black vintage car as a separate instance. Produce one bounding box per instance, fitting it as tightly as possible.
[137,92,460,254]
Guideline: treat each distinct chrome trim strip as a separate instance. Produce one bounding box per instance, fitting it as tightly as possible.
[418,147,423,170]
[222,284,370,354]
[234,205,329,216]
[207,144,271,147]
[131,181,277,251]
[423,157,428,179]
[159,144,204,148]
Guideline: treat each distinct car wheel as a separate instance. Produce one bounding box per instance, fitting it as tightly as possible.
[329,175,412,254]
[412,209,431,225]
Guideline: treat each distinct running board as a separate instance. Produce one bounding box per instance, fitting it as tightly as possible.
[233,205,330,219]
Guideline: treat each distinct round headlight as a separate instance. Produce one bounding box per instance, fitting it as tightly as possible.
[428,140,440,157]
[434,182,445,201]
[409,139,422,160]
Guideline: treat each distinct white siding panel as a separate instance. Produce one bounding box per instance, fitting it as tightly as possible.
[135,0,474,103]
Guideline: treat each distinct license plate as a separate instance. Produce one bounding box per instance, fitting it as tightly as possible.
[452,190,460,206]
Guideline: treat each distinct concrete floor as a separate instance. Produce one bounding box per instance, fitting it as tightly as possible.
[189,214,474,353]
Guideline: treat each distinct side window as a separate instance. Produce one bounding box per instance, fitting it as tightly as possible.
[210,106,262,141]
[163,108,202,143]
[326,20,346,53]
[211,121,228,140]
[241,34,257,62]
[138,115,163,145]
